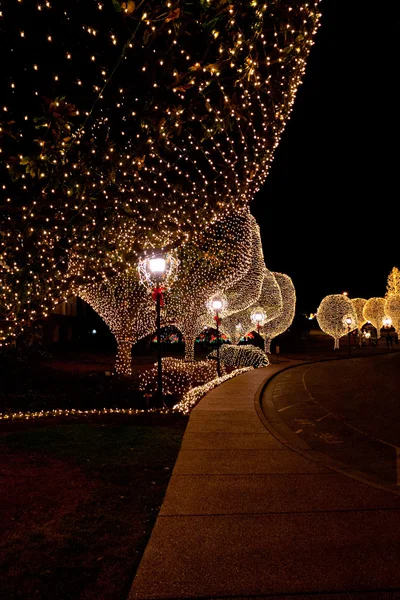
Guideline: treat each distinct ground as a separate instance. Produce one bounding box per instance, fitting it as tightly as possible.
[0,325,396,599]
[0,413,187,600]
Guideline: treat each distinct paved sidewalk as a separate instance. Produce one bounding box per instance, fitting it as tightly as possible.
[128,361,400,599]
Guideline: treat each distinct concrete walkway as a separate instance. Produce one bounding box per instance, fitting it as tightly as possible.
[128,362,400,599]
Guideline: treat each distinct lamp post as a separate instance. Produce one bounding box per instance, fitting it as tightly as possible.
[212,299,223,377]
[382,316,392,349]
[346,316,353,356]
[149,257,166,403]
[235,322,243,344]
[138,251,179,406]
[250,307,267,351]
[253,312,264,336]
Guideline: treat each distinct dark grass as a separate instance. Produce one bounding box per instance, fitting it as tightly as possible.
[0,413,188,600]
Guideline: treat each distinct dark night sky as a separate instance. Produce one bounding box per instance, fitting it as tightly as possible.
[251,0,400,313]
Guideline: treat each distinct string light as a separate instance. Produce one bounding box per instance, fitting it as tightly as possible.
[78,272,156,375]
[363,297,386,340]
[316,294,357,349]
[0,366,252,421]
[386,266,400,297]
[385,294,400,334]
[208,345,269,368]
[221,267,283,344]
[139,357,222,398]
[350,298,367,333]
[262,272,296,352]
[166,209,262,360]
[0,1,322,341]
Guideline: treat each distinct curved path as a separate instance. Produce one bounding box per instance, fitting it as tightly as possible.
[262,353,400,489]
[129,363,400,599]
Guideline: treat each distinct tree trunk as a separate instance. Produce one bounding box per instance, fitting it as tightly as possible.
[334,337,339,350]
[184,335,196,361]
[115,340,132,376]
[264,337,271,353]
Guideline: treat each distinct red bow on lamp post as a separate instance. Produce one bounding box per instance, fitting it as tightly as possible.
[151,286,165,306]
[213,314,222,326]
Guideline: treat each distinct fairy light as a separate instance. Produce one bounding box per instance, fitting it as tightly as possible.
[139,357,221,399]
[316,294,357,350]
[174,366,253,414]
[208,345,269,368]
[78,272,156,376]
[0,1,322,341]
[166,209,261,360]
[363,297,386,340]
[262,272,296,353]
[385,294,400,333]
[351,297,367,332]
[221,268,283,344]
[386,266,400,297]
[0,366,252,421]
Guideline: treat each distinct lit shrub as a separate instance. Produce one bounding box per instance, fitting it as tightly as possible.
[208,345,269,368]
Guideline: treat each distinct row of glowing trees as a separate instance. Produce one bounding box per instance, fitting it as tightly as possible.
[139,252,267,402]
[344,315,392,356]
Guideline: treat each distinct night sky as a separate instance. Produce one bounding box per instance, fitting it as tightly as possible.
[251,0,400,313]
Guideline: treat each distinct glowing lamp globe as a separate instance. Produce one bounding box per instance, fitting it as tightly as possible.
[382,316,392,328]
[212,300,223,311]
[149,257,166,275]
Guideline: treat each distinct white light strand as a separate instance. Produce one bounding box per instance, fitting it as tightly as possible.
[384,294,400,333]
[363,297,386,339]
[78,272,156,375]
[262,272,296,352]
[317,294,357,349]
[207,344,269,368]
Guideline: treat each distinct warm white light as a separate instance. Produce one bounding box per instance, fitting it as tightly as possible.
[254,312,263,322]
[316,294,357,349]
[149,257,166,274]
[382,316,392,327]
[212,299,223,311]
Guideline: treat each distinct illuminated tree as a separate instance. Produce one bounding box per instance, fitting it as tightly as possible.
[262,272,296,352]
[316,294,357,350]
[221,268,282,344]
[0,1,322,342]
[351,297,367,346]
[386,267,400,298]
[79,273,155,376]
[363,297,386,339]
[166,209,258,360]
[384,295,400,333]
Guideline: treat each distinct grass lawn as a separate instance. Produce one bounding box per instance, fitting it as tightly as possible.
[0,413,188,600]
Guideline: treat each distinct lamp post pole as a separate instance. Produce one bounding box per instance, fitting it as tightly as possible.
[215,309,221,377]
[148,256,167,405]
[346,317,352,356]
[156,277,162,402]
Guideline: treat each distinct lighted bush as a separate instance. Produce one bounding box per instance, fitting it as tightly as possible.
[208,345,269,368]
[139,358,221,399]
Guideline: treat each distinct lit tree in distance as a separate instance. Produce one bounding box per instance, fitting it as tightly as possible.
[386,267,400,298]
[0,0,322,342]
[262,272,296,353]
[363,297,386,339]
[350,297,367,347]
[316,294,357,350]
[384,295,400,334]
